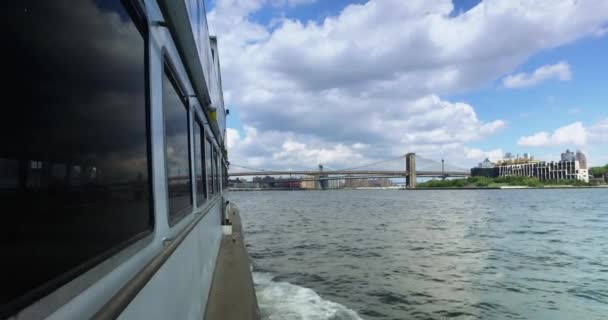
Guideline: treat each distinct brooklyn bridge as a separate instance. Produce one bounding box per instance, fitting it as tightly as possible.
[228,153,470,189]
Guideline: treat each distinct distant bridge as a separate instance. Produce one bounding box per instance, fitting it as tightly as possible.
[228,153,470,189]
[231,170,469,177]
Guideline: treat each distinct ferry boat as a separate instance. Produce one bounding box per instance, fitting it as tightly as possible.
[1,1,257,319]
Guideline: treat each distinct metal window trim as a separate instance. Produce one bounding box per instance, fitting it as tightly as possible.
[155,0,224,148]
[207,137,215,195]
[193,115,208,206]
[91,194,224,320]
[161,53,195,227]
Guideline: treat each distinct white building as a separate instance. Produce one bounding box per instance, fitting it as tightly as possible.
[496,150,589,183]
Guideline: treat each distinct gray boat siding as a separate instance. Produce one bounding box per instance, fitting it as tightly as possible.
[9,0,231,319]
[116,203,223,320]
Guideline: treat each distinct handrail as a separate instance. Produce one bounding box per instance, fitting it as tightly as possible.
[91,196,222,320]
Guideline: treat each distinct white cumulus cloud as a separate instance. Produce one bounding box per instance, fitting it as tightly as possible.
[518,119,608,147]
[465,148,505,162]
[503,61,572,88]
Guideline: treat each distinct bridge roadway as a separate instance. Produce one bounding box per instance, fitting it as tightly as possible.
[229,170,470,178]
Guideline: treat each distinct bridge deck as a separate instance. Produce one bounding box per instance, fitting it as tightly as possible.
[229,170,470,177]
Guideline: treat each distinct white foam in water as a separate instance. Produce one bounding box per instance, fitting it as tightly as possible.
[253,272,362,320]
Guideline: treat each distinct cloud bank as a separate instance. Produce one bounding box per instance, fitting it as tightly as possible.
[208,0,608,170]
[518,119,608,147]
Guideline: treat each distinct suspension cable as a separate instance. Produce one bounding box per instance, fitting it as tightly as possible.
[335,155,405,171]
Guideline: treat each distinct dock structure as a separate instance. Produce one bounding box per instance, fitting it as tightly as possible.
[205,208,260,320]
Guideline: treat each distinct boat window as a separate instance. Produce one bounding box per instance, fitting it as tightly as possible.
[217,152,222,191]
[163,64,193,222]
[215,148,220,192]
[223,164,228,190]
[0,0,152,315]
[194,118,206,204]
[206,139,213,195]
[210,146,216,194]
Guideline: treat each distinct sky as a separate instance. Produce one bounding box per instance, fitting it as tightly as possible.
[204,0,608,172]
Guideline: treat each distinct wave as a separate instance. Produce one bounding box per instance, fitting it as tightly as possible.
[253,272,362,320]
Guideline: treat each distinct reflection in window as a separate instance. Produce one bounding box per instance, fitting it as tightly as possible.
[213,147,218,193]
[0,158,18,189]
[185,0,200,51]
[194,118,206,204]
[0,0,151,313]
[225,164,229,190]
[163,66,192,220]
[215,151,220,191]
[219,157,224,190]
[206,140,214,195]
[51,164,67,181]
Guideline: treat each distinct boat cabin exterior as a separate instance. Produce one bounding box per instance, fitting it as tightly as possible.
[1,1,229,319]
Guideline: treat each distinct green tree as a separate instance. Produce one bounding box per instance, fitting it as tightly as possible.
[590,164,608,176]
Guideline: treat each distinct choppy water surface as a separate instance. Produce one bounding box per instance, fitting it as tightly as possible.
[229,189,608,320]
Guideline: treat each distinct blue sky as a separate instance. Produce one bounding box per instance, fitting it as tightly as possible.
[453,33,608,159]
[206,0,608,170]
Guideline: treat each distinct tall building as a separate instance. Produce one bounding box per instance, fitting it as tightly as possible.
[478,158,495,168]
[300,179,319,189]
[561,149,575,162]
[576,150,588,169]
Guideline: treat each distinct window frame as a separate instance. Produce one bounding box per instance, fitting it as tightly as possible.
[215,148,220,191]
[162,57,194,226]
[210,144,215,195]
[194,116,207,205]
[0,0,155,317]
[205,137,213,196]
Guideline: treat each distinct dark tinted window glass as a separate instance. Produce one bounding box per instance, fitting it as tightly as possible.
[213,148,218,193]
[225,165,229,190]
[220,157,224,190]
[206,141,214,195]
[194,119,206,204]
[163,67,192,220]
[215,152,220,191]
[222,165,227,190]
[0,0,151,313]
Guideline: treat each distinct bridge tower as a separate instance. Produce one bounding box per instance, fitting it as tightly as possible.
[405,153,416,189]
[318,164,326,190]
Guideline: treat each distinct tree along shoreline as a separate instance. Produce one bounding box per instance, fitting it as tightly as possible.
[590,164,608,177]
[417,176,598,188]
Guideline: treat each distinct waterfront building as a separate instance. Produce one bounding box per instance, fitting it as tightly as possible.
[344,177,370,188]
[300,179,319,189]
[576,150,588,169]
[325,178,345,189]
[561,149,575,162]
[479,158,496,168]
[471,150,589,182]
[470,158,498,177]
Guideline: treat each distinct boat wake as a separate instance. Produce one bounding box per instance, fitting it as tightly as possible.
[253,272,362,320]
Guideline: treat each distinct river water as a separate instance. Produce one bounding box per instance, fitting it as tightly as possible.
[228,189,608,320]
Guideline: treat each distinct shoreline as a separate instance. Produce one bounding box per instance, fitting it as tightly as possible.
[414,185,608,190]
[229,185,608,191]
